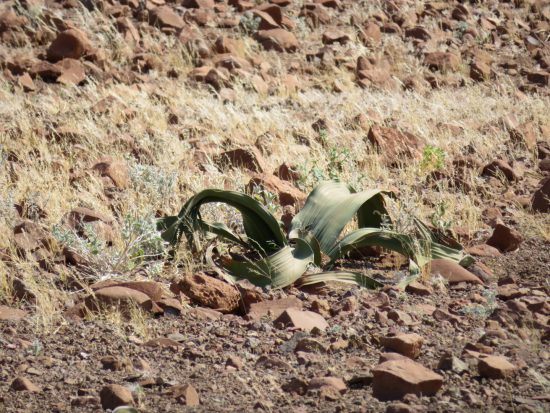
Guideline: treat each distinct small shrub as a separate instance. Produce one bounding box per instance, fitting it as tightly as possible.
[420,145,446,172]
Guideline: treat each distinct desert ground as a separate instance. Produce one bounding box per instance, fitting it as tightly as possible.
[0,0,549,412]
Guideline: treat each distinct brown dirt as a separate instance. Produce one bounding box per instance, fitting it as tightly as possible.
[0,0,549,412]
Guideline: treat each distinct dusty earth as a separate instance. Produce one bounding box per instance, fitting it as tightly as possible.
[0,0,549,412]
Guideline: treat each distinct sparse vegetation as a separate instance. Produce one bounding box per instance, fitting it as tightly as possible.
[159,181,471,289]
[0,0,548,411]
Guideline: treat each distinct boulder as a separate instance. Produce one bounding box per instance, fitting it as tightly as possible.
[84,286,152,312]
[372,359,443,400]
[367,125,423,162]
[478,355,516,379]
[275,308,328,332]
[176,273,240,313]
[256,29,298,52]
[10,377,41,392]
[380,333,424,359]
[47,29,92,62]
[486,224,523,252]
[92,157,129,189]
[430,259,483,284]
[247,296,303,320]
[150,6,185,29]
[424,52,461,72]
[99,384,134,410]
[246,173,306,207]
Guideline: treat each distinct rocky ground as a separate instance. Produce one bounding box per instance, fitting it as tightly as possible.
[0,0,549,412]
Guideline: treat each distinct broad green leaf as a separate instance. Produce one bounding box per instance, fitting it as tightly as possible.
[160,189,286,254]
[157,215,179,244]
[328,227,467,268]
[288,228,322,266]
[290,182,389,254]
[299,271,382,289]
[222,238,314,288]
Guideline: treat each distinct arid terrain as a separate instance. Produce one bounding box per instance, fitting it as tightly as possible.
[0,0,549,412]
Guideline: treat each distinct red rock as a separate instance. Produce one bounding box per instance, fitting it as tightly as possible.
[226,355,244,370]
[10,377,41,392]
[0,305,28,321]
[424,52,461,72]
[246,296,303,320]
[250,74,269,94]
[47,29,92,62]
[167,384,200,406]
[276,163,301,182]
[228,0,255,12]
[478,355,516,379]
[182,0,214,7]
[99,384,134,410]
[55,58,86,85]
[92,157,129,189]
[176,273,240,313]
[526,71,549,86]
[509,121,537,150]
[0,10,28,32]
[215,147,267,172]
[282,377,308,395]
[466,244,501,257]
[322,29,350,45]
[482,160,518,181]
[295,337,327,353]
[405,281,432,296]
[84,286,152,312]
[92,281,164,301]
[539,159,550,172]
[372,359,443,400]
[256,4,284,24]
[404,26,431,41]
[430,260,483,284]
[214,36,243,55]
[532,177,550,213]
[381,22,401,34]
[451,4,469,21]
[188,307,223,320]
[486,224,523,253]
[275,308,329,332]
[17,73,35,92]
[13,220,51,252]
[314,0,340,8]
[116,17,140,44]
[150,6,184,29]
[189,66,228,90]
[360,22,381,44]
[367,125,423,162]
[29,61,62,81]
[256,29,298,52]
[308,377,347,394]
[470,60,491,82]
[67,207,113,227]
[246,173,306,207]
[380,333,424,359]
[213,54,251,72]
[253,9,280,30]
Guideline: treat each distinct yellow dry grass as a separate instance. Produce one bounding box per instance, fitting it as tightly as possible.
[1,2,548,329]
